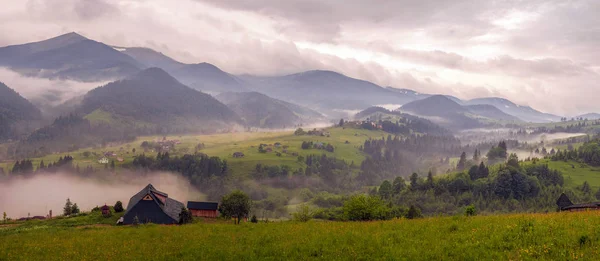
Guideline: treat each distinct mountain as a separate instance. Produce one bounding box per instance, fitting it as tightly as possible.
[465,97,561,123]
[400,95,481,129]
[216,92,326,128]
[118,47,184,72]
[464,104,521,122]
[0,82,42,140]
[77,68,240,132]
[170,63,248,93]
[0,32,142,81]
[241,70,421,113]
[576,113,600,120]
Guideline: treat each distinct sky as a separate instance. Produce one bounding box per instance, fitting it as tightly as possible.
[0,0,599,116]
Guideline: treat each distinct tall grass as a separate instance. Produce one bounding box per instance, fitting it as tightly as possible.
[2,211,600,260]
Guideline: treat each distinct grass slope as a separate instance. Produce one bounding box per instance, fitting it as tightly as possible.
[4,127,386,174]
[3,212,600,260]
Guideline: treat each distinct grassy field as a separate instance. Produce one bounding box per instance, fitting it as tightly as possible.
[0,126,386,175]
[3,211,600,260]
[537,159,600,190]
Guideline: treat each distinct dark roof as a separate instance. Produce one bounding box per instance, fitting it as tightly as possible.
[124,184,184,221]
[187,201,218,210]
[556,193,573,209]
[557,193,600,210]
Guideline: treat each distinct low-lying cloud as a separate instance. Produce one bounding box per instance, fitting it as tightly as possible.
[0,67,104,109]
[0,171,205,219]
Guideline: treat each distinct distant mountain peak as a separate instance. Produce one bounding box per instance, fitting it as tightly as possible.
[131,67,176,82]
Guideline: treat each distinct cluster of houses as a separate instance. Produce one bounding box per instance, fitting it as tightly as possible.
[118,184,219,225]
[97,151,124,164]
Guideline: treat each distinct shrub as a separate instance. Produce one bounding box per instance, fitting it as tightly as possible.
[343,195,391,221]
[292,204,314,222]
[250,215,258,223]
[179,207,193,224]
[406,205,422,219]
[71,204,80,215]
[114,201,124,213]
[465,205,476,217]
[133,215,140,226]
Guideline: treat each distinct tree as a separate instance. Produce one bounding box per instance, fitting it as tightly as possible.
[410,173,419,190]
[219,190,251,224]
[292,204,314,222]
[507,153,520,169]
[339,118,345,127]
[406,205,422,219]
[426,171,434,190]
[473,149,480,162]
[392,177,406,195]
[2,212,6,223]
[114,201,124,213]
[378,180,392,199]
[179,207,193,224]
[63,198,73,216]
[250,215,258,223]
[457,152,467,171]
[294,128,306,136]
[71,203,80,215]
[83,151,91,158]
[132,148,136,154]
[582,181,592,195]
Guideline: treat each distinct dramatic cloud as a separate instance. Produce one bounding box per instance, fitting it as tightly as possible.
[0,0,599,115]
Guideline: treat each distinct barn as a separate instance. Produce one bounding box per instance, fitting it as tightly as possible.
[122,184,185,225]
[557,193,600,212]
[187,201,219,218]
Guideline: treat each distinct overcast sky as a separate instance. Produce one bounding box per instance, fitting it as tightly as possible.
[1,0,599,115]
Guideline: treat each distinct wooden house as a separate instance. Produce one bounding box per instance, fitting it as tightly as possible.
[187,201,219,218]
[122,184,185,225]
[557,193,600,211]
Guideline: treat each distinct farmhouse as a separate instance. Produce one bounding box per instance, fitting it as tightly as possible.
[187,201,219,218]
[556,193,600,211]
[232,152,245,158]
[98,157,109,164]
[122,184,185,225]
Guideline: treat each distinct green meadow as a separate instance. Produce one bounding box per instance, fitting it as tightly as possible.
[0,126,386,175]
[3,211,600,260]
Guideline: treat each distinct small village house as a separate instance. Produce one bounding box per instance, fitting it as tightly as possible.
[187,201,219,218]
[556,193,600,212]
[121,184,184,225]
[232,152,245,158]
[98,157,109,164]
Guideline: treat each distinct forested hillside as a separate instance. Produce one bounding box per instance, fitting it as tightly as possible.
[0,82,42,141]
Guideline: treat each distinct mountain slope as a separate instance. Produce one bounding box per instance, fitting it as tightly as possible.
[216,92,325,128]
[241,70,421,112]
[576,113,600,120]
[119,47,184,72]
[0,82,43,140]
[464,104,521,122]
[400,95,481,129]
[78,68,240,132]
[171,63,247,93]
[465,97,561,123]
[0,32,142,81]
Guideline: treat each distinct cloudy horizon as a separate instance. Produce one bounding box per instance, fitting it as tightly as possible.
[1,0,599,116]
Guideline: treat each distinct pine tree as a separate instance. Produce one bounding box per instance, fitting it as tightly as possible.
[63,198,73,216]
[457,152,467,171]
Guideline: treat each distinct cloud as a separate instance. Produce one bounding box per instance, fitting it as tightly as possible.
[0,67,104,108]
[0,0,600,115]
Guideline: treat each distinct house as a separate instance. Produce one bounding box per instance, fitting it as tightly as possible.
[274,142,282,148]
[98,157,109,164]
[187,201,219,218]
[266,148,273,152]
[117,157,124,162]
[557,193,600,211]
[122,184,185,225]
[233,152,245,158]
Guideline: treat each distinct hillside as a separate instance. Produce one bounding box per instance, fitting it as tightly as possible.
[464,104,522,122]
[78,67,240,131]
[171,63,247,93]
[216,92,326,128]
[0,82,42,141]
[242,70,418,112]
[466,97,561,123]
[119,47,184,72]
[0,32,141,81]
[576,113,600,120]
[400,95,481,130]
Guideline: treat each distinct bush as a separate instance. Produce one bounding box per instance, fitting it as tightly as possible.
[71,203,80,215]
[250,215,258,223]
[292,204,314,222]
[179,207,193,224]
[465,205,476,216]
[406,205,422,219]
[133,215,140,226]
[343,195,391,221]
[114,201,124,213]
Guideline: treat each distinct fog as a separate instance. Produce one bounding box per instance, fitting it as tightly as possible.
[0,171,205,219]
[0,67,105,109]
[522,133,586,144]
[375,104,403,111]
